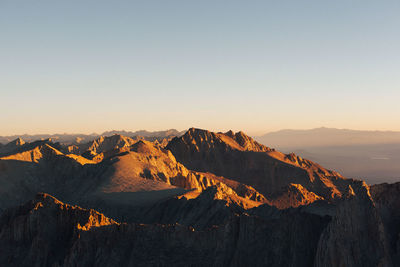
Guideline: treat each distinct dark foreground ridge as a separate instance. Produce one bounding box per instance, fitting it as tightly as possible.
[1,179,400,267]
[0,192,327,266]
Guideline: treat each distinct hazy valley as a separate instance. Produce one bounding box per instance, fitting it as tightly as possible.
[256,128,400,184]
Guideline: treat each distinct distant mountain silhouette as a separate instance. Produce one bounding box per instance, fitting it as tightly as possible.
[256,127,400,148]
[0,129,185,145]
[255,128,400,184]
[101,129,184,138]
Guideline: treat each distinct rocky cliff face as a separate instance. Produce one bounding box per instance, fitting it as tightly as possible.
[370,182,400,263]
[315,181,393,267]
[0,193,116,267]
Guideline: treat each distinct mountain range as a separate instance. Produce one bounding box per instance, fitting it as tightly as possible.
[0,128,399,266]
[256,127,400,148]
[0,129,185,145]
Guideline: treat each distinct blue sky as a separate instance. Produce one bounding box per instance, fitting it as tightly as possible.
[1,0,399,135]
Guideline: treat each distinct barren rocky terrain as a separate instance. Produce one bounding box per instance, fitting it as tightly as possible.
[1,128,399,266]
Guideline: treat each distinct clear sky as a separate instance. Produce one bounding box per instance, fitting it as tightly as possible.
[1,0,399,135]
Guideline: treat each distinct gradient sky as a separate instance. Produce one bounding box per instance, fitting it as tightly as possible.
[1,0,400,135]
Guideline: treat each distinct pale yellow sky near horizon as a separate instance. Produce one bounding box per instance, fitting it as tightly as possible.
[1,1,400,136]
[2,92,399,136]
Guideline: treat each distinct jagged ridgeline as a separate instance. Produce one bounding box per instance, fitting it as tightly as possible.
[0,128,400,266]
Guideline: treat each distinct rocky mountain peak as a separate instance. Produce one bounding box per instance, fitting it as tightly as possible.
[186,127,215,140]
[169,128,272,153]
[82,134,136,155]
[225,130,235,138]
[34,192,64,206]
[269,183,324,209]
[0,142,64,163]
[130,140,157,154]
[232,130,272,152]
[10,137,25,146]
[199,184,237,201]
[0,137,27,155]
